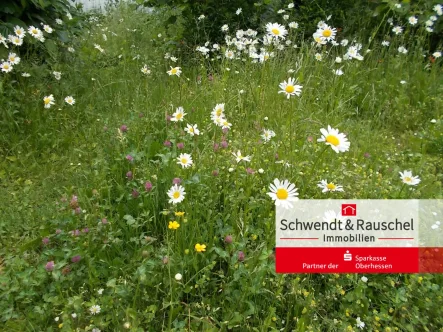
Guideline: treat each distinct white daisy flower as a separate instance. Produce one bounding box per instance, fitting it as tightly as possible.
[225,49,235,59]
[399,170,420,186]
[317,179,344,193]
[167,184,186,204]
[398,46,408,54]
[7,53,20,65]
[392,26,403,34]
[185,123,200,136]
[278,77,302,98]
[356,317,365,329]
[317,125,350,153]
[314,24,337,42]
[167,66,181,76]
[141,65,151,75]
[43,24,53,33]
[171,106,186,122]
[1,61,13,73]
[267,179,299,209]
[43,95,55,109]
[266,23,288,40]
[232,150,251,163]
[408,16,418,25]
[14,26,26,38]
[261,129,276,142]
[89,305,101,315]
[177,153,193,168]
[64,96,75,105]
[28,26,42,39]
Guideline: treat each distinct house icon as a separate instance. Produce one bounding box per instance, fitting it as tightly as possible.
[342,204,356,216]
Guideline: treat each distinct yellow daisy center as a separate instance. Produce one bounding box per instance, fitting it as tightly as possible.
[326,183,336,190]
[272,28,280,35]
[216,109,222,116]
[322,29,332,37]
[32,29,38,34]
[189,127,194,132]
[264,55,269,60]
[276,188,289,200]
[171,68,177,74]
[176,113,182,119]
[285,85,295,93]
[181,158,187,164]
[404,177,412,182]
[3,64,9,69]
[173,191,180,199]
[326,135,339,146]
[44,98,50,104]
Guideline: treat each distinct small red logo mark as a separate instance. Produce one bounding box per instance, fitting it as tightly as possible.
[342,204,356,216]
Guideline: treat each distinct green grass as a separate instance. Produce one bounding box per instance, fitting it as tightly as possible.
[1,3,443,331]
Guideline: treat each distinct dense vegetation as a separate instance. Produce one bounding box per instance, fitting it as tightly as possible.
[1,0,443,331]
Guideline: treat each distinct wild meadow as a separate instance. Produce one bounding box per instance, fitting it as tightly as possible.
[1,0,443,331]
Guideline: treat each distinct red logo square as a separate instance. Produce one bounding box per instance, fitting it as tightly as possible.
[342,204,356,216]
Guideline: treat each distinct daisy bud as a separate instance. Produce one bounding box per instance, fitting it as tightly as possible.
[175,273,182,281]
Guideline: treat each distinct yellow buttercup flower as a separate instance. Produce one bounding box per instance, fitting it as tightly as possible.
[195,243,206,252]
[175,211,185,217]
[168,221,180,230]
